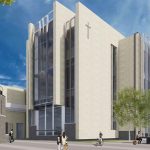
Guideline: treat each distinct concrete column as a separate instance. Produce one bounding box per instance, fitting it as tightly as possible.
[61,106,65,132]
[0,95,6,143]
[26,109,29,139]
[45,104,47,136]
[35,110,39,135]
[52,105,54,135]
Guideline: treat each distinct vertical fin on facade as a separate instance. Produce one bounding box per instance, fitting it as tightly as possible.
[53,1,75,105]
[26,23,35,138]
[27,23,35,110]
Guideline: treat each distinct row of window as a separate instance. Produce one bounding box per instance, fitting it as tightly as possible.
[65,20,75,123]
[30,107,62,132]
[33,21,53,103]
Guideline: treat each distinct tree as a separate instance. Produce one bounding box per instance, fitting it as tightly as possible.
[144,90,150,129]
[0,0,14,5]
[114,88,150,140]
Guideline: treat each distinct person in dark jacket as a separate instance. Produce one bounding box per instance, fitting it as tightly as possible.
[57,132,62,150]
[9,129,14,143]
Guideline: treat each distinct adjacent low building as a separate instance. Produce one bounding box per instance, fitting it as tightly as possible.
[2,85,26,139]
[118,33,150,139]
[0,90,6,143]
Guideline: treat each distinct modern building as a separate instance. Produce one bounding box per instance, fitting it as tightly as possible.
[117,33,150,139]
[2,85,26,139]
[26,0,150,140]
[26,1,125,140]
[0,91,6,143]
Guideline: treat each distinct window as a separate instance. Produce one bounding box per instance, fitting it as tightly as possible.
[111,44,117,101]
[0,99,3,115]
[33,20,53,105]
[111,44,117,130]
[64,19,75,123]
[5,122,13,134]
[5,122,8,134]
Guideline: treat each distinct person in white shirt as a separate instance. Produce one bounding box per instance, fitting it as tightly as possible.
[62,132,68,150]
[57,133,62,150]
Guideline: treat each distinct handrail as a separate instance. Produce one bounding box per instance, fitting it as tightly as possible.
[35,11,53,32]
[36,129,61,136]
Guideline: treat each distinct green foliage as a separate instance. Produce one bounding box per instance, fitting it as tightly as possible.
[0,0,15,5]
[144,90,150,126]
[114,88,150,128]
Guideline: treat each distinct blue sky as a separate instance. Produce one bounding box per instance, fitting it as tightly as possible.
[0,0,150,88]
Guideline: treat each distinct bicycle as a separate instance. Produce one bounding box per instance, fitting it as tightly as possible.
[133,139,142,145]
[95,138,103,146]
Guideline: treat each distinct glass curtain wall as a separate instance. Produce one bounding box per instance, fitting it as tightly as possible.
[33,20,54,135]
[143,37,150,136]
[32,17,62,136]
[34,21,53,105]
[65,17,75,123]
[144,37,150,90]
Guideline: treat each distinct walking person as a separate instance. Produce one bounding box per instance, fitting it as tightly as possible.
[99,131,103,139]
[96,131,103,146]
[57,132,62,150]
[9,129,14,143]
[62,132,68,150]
[136,131,142,144]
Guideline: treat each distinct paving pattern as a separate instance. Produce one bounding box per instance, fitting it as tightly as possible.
[0,140,150,150]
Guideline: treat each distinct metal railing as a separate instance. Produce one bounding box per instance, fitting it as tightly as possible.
[35,11,53,32]
[34,97,53,106]
[36,130,60,136]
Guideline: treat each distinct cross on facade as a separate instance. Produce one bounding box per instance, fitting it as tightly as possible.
[85,22,91,39]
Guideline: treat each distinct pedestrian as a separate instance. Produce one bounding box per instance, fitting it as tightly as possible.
[9,129,14,143]
[99,131,103,139]
[62,132,68,150]
[136,131,142,144]
[97,131,103,146]
[57,132,62,150]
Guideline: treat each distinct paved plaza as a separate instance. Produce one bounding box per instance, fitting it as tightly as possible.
[0,140,150,150]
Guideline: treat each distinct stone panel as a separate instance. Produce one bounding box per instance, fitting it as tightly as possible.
[65,123,76,140]
[0,95,6,143]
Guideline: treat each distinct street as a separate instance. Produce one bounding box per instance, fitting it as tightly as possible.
[0,140,150,150]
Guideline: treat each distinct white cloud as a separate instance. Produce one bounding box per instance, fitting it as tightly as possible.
[10,84,25,89]
[0,83,25,90]
[0,75,11,80]
[8,63,19,71]
[62,0,78,11]
[0,81,25,89]
[17,0,34,11]
[19,54,25,61]
[111,0,131,27]
[45,0,53,4]
[19,74,26,81]
[19,54,26,66]
[17,0,43,17]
